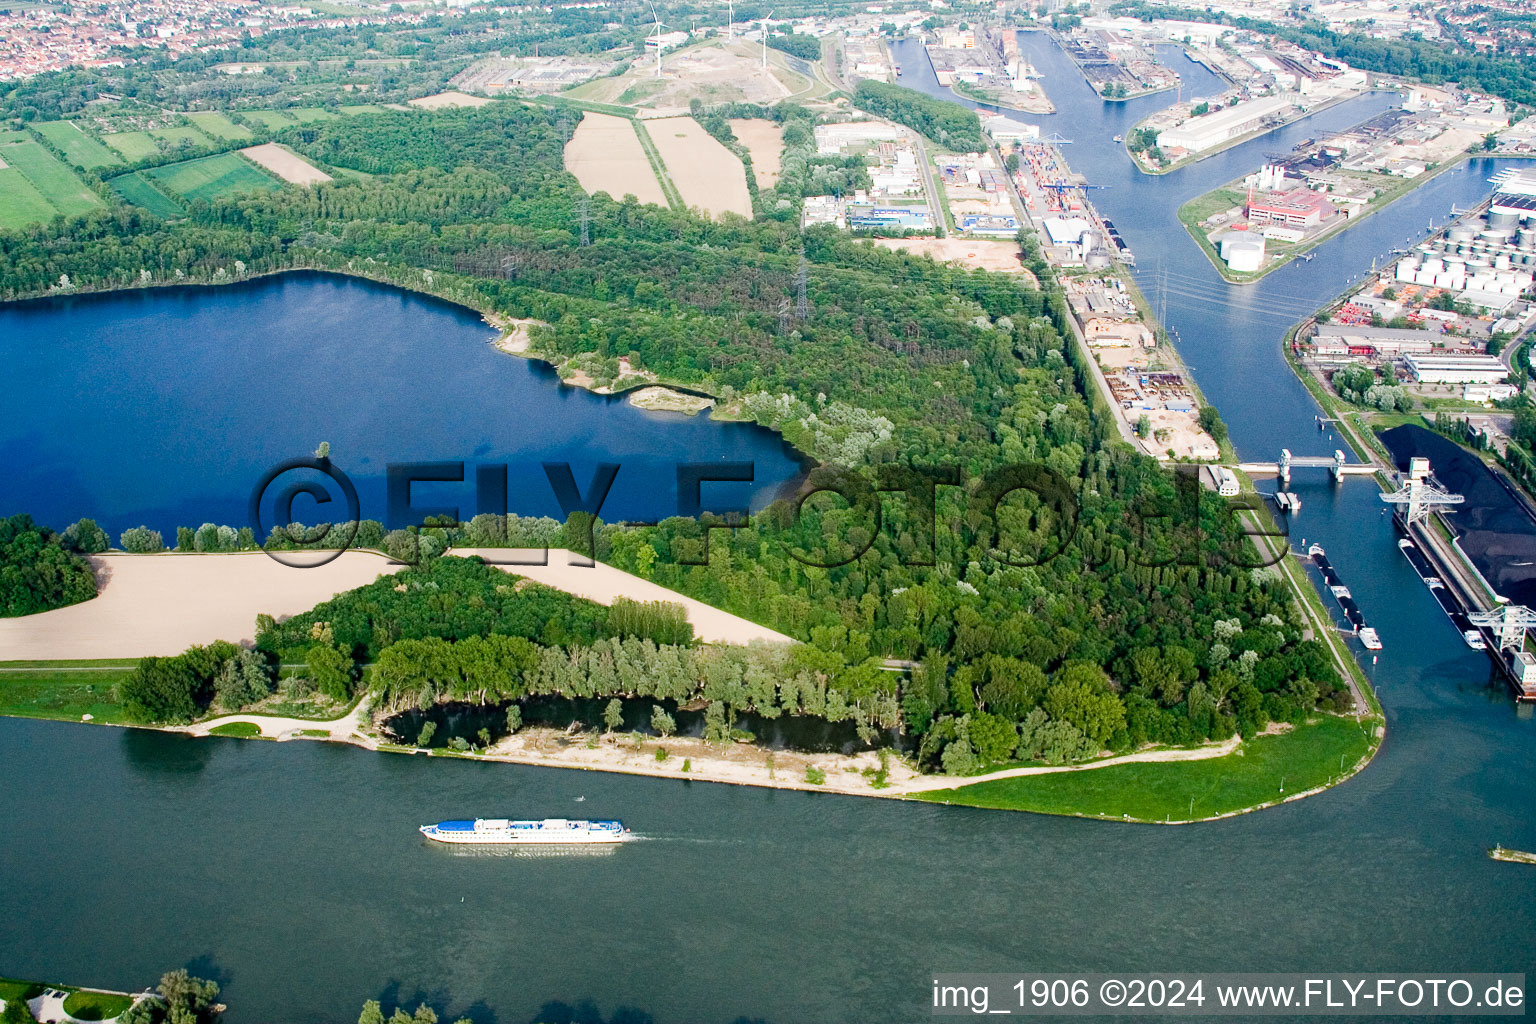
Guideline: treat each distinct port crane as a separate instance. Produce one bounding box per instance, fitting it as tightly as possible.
[1469,600,1536,653]
[1380,458,1464,526]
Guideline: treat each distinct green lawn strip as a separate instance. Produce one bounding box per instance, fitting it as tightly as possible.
[339,104,390,115]
[0,658,137,669]
[100,131,161,162]
[532,93,638,118]
[0,167,59,229]
[29,120,123,170]
[108,171,188,217]
[61,990,133,1021]
[296,728,330,738]
[913,715,1376,820]
[0,140,103,217]
[185,111,254,142]
[208,721,263,737]
[0,667,134,723]
[145,153,280,202]
[0,978,45,1002]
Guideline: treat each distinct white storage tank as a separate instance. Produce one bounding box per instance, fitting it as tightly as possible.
[1396,257,1419,281]
[1222,235,1265,272]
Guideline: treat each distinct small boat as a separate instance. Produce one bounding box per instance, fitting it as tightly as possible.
[1359,627,1382,651]
[1463,629,1487,651]
[420,818,633,845]
[1112,134,1123,143]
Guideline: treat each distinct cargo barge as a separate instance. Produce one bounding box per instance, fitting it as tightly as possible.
[1309,544,1382,650]
[1397,537,1486,649]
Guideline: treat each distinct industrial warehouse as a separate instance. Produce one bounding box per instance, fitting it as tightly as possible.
[1303,169,1536,403]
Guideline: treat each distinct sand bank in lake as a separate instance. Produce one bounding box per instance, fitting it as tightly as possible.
[0,551,402,659]
[453,548,790,645]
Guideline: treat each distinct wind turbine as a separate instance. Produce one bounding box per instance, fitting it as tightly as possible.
[760,9,773,70]
[649,2,665,79]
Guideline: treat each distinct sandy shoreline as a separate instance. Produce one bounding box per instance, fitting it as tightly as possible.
[170,704,1247,802]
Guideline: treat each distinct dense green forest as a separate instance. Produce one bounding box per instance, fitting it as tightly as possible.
[2,97,1349,770]
[852,80,987,152]
[0,514,99,617]
[767,32,825,62]
[1110,1,1536,105]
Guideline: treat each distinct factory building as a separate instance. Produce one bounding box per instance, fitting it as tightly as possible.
[1157,95,1293,154]
[1404,354,1509,384]
[1312,324,1437,355]
[1246,187,1338,228]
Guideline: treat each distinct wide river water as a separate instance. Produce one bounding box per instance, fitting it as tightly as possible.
[2,35,1535,1024]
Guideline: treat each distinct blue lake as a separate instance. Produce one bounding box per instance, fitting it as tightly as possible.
[0,272,807,540]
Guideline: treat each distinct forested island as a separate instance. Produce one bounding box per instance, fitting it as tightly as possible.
[0,86,1365,798]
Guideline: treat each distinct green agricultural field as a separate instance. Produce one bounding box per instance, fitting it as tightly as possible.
[109,171,187,218]
[186,111,254,142]
[151,125,214,149]
[339,104,390,115]
[0,166,58,229]
[0,140,103,217]
[30,120,123,170]
[288,107,342,123]
[913,715,1378,821]
[145,153,280,202]
[242,109,299,130]
[101,130,161,162]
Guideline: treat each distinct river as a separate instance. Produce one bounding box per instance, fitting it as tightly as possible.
[1,37,1534,1024]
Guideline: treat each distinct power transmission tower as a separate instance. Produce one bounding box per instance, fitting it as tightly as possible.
[795,251,809,320]
[499,253,518,281]
[1156,263,1167,326]
[578,197,590,247]
[778,299,791,336]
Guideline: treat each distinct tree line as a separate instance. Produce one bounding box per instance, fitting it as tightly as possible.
[852,80,987,153]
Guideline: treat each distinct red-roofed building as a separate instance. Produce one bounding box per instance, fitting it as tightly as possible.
[1246,187,1338,228]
